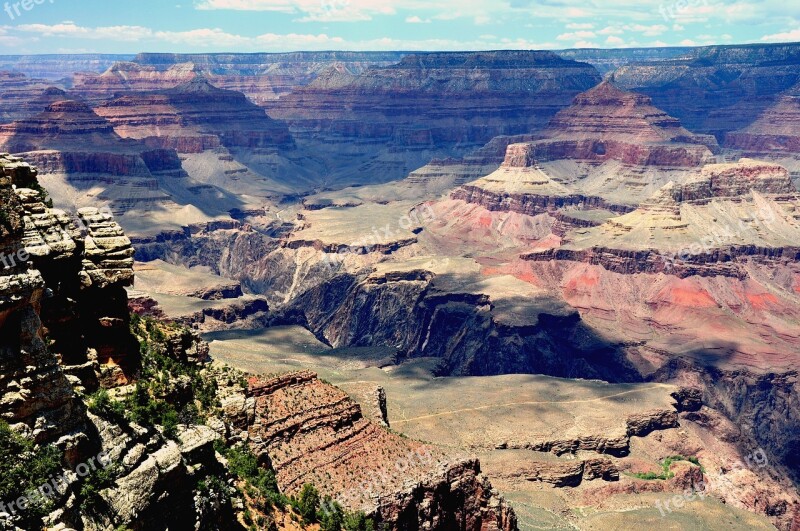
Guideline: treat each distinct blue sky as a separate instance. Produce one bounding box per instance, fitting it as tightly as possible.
[0,0,798,54]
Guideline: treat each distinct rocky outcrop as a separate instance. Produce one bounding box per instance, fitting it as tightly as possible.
[231,371,517,530]
[95,78,294,153]
[0,99,184,177]
[494,457,619,487]
[0,71,55,124]
[451,183,632,218]
[14,180,138,389]
[532,80,719,165]
[523,159,800,278]
[266,51,601,149]
[265,51,600,182]
[491,80,717,170]
[0,155,85,444]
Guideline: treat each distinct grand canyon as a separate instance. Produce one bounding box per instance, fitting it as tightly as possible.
[0,7,799,531]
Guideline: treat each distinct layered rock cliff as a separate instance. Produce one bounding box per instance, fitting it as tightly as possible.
[265,51,601,151]
[612,43,800,139]
[94,77,295,153]
[725,83,800,155]
[226,370,517,530]
[0,99,183,178]
[74,52,406,105]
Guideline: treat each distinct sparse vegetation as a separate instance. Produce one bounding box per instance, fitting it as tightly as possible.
[297,483,321,525]
[88,315,221,440]
[79,461,119,514]
[0,420,62,526]
[628,455,703,481]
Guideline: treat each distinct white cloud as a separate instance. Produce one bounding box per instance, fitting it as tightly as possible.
[598,26,624,35]
[566,23,594,30]
[761,28,800,42]
[626,24,668,36]
[5,21,559,51]
[605,35,625,45]
[556,30,596,41]
[571,40,599,48]
[406,15,430,23]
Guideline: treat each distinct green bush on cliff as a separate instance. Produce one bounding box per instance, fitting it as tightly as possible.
[316,495,375,531]
[215,441,285,509]
[90,314,221,440]
[79,462,119,514]
[297,483,320,525]
[0,420,62,525]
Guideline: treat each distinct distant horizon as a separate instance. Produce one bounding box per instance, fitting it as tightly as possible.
[1,0,798,55]
[1,40,799,57]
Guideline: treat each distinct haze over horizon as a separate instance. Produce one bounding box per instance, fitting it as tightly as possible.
[0,0,798,54]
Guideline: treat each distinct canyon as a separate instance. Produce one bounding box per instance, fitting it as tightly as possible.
[1,43,800,530]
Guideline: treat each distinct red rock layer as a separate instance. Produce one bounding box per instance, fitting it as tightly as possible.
[0,98,183,176]
[512,81,717,167]
[239,371,517,530]
[95,78,294,153]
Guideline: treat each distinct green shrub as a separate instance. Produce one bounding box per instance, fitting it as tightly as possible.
[0,420,62,526]
[297,484,320,525]
[79,462,119,514]
[87,389,126,420]
[343,511,376,531]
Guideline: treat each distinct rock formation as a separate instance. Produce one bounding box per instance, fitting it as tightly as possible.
[267,51,600,148]
[227,370,517,530]
[0,72,56,124]
[74,52,406,105]
[0,155,85,444]
[94,78,294,153]
[725,83,800,155]
[0,99,183,178]
[612,43,800,139]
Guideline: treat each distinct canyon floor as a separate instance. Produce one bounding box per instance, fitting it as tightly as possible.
[206,325,776,530]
